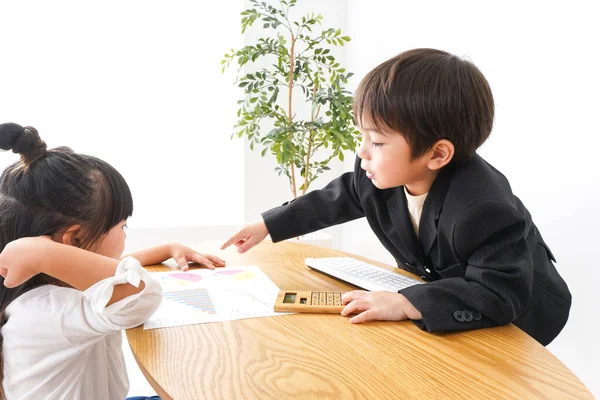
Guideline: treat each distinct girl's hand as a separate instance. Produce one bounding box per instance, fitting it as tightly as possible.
[0,236,53,288]
[341,291,421,324]
[170,243,226,271]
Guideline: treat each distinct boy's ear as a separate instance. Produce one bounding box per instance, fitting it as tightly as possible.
[427,139,454,171]
[58,224,84,247]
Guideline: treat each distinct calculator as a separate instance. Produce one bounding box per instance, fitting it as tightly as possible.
[274,290,344,313]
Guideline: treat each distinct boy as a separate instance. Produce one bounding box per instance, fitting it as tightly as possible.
[221,48,571,346]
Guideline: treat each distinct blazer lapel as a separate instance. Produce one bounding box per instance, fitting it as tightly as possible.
[419,199,442,259]
[419,162,456,257]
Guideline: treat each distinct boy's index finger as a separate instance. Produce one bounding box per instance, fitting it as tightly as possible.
[221,234,241,250]
[341,291,357,304]
[220,236,234,250]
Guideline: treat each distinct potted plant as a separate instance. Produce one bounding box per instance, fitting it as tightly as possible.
[222,0,360,204]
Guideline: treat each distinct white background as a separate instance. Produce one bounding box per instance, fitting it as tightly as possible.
[1,0,598,397]
[0,0,245,228]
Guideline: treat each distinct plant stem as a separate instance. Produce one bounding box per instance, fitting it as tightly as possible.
[302,132,313,196]
[302,82,319,196]
[288,33,297,199]
[276,0,293,33]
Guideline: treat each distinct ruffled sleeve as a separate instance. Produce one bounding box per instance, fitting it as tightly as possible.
[61,257,162,343]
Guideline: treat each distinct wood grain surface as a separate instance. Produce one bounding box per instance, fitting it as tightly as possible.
[127,240,593,399]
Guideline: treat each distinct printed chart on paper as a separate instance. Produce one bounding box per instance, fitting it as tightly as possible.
[144,265,286,329]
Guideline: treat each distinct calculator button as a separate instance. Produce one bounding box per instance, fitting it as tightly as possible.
[334,293,341,306]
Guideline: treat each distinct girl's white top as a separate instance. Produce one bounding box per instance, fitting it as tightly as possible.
[1,257,163,400]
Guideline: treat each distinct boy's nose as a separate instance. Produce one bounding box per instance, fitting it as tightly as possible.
[357,141,369,160]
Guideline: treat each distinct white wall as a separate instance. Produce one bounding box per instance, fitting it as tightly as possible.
[0,0,245,229]
[342,0,600,396]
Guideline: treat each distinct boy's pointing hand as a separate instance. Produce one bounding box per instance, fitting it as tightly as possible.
[221,220,269,254]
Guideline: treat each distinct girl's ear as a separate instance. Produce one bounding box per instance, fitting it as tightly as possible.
[59,225,84,247]
[427,139,455,171]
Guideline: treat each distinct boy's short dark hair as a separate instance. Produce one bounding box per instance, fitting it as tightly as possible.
[353,48,494,163]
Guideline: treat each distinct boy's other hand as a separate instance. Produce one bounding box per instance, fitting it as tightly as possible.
[169,243,226,271]
[341,291,422,323]
[0,236,53,288]
[220,220,268,254]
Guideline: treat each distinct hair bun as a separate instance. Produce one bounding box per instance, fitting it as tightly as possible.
[0,122,47,164]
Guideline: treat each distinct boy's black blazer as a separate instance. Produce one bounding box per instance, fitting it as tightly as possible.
[262,155,571,345]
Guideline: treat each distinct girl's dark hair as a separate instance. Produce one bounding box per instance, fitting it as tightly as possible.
[0,123,133,397]
[353,48,495,163]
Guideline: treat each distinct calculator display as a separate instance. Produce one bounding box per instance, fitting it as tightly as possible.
[283,293,297,303]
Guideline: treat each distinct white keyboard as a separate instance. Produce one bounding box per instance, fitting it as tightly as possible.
[305,257,424,292]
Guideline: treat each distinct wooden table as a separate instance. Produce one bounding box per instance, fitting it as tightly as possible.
[126,241,593,399]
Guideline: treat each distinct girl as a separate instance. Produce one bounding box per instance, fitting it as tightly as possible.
[0,123,225,399]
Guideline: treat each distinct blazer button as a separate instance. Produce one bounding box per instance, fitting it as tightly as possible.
[453,310,465,322]
[472,311,482,321]
[463,311,473,322]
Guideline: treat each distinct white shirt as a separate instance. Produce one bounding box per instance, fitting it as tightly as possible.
[404,186,428,236]
[1,257,163,400]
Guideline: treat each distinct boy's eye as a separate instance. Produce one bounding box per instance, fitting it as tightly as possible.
[122,224,128,231]
[372,142,383,147]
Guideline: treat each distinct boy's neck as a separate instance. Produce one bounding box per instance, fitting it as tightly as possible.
[404,170,440,196]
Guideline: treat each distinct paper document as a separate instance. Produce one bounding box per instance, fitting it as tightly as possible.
[144,265,287,330]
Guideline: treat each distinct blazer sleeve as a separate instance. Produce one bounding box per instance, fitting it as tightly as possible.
[262,157,364,242]
[399,201,534,333]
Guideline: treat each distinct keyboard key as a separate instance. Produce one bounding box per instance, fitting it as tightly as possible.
[306,257,424,292]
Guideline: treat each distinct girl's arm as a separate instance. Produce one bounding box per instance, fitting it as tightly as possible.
[122,243,171,266]
[0,237,145,306]
[122,243,226,271]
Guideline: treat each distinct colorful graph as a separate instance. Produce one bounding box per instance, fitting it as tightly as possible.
[163,289,216,314]
[144,265,285,330]
[165,272,202,282]
[216,269,255,281]
[160,272,202,287]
